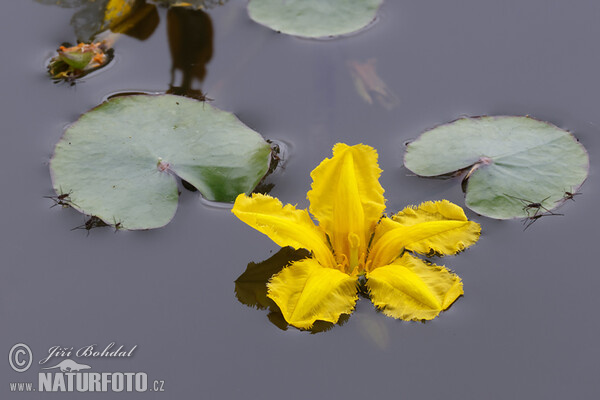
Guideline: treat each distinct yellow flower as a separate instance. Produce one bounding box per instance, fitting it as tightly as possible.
[232,143,480,329]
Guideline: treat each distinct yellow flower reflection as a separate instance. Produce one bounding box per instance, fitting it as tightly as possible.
[232,144,480,329]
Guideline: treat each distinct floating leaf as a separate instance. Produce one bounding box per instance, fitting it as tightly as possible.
[50,95,272,230]
[404,116,589,219]
[48,42,112,82]
[247,0,383,39]
[59,48,94,69]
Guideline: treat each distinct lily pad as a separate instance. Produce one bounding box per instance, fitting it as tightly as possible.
[404,116,589,219]
[50,94,272,230]
[247,0,383,39]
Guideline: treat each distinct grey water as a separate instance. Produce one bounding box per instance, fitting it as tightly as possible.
[1,1,599,399]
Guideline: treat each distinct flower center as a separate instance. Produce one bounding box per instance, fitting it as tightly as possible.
[348,232,360,271]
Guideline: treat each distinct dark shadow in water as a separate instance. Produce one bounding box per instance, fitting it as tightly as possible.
[163,9,279,194]
[235,247,351,333]
[40,1,275,204]
[36,1,216,97]
[112,2,159,41]
[235,247,309,310]
[38,0,159,82]
[35,0,159,42]
[252,141,281,196]
[166,7,213,100]
[155,0,229,9]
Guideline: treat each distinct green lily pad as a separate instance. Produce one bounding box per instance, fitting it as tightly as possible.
[247,0,383,39]
[404,116,589,219]
[50,95,272,230]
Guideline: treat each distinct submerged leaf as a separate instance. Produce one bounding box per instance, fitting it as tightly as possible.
[50,95,271,230]
[404,116,589,219]
[247,0,384,39]
[70,0,111,42]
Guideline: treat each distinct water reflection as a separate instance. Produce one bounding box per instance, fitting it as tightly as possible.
[37,0,159,81]
[35,0,157,42]
[34,0,225,43]
[235,247,351,333]
[348,58,399,110]
[252,141,282,195]
[356,312,390,350]
[166,7,213,100]
[109,2,159,41]
[36,0,214,99]
[155,0,228,9]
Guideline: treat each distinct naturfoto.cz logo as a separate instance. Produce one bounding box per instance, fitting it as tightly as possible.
[8,342,165,393]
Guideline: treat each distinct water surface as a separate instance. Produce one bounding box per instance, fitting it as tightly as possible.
[1,1,599,399]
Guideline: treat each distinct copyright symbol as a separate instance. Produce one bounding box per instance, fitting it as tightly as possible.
[9,343,32,373]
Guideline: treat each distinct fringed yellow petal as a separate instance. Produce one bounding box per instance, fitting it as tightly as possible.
[307,143,385,271]
[232,194,336,268]
[393,200,473,226]
[366,254,463,321]
[267,259,359,329]
[367,201,480,269]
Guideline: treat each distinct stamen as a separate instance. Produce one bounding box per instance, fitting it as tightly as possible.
[337,254,349,273]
